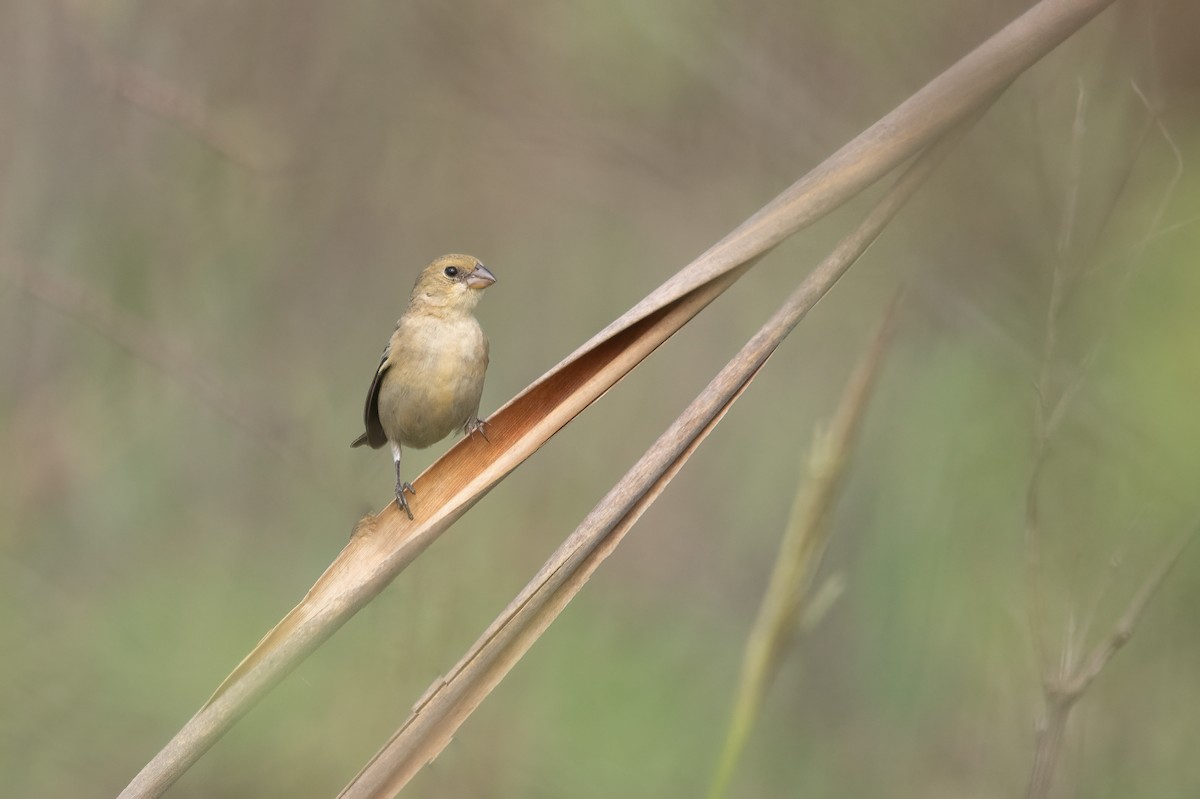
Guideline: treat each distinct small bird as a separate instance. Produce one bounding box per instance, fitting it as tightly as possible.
[351,254,496,519]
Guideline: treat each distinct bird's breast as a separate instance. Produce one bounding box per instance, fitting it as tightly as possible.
[377,315,488,450]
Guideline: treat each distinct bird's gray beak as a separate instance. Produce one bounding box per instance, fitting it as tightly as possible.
[465,263,497,289]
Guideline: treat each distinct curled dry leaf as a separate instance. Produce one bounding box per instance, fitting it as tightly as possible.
[118,0,1121,796]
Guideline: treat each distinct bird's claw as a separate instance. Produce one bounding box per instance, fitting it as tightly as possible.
[465,417,491,442]
[395,481,416,520]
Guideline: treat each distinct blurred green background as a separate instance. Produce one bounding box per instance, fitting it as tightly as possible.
[3,1,1199,797]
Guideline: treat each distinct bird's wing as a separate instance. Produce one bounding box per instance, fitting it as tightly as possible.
[352,346,391,449]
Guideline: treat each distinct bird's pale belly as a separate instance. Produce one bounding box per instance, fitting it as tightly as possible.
[377,332,486,450]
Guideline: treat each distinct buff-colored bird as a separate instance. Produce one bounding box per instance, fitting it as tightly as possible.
[352,254,496,519]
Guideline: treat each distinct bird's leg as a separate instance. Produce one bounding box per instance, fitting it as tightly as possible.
[464,415,490,442]
[391,443,415,520]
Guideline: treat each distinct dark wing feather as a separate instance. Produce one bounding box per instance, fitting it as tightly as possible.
[351,350,391,449]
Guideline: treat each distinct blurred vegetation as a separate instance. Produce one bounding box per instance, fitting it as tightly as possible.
[2,1,1199,797]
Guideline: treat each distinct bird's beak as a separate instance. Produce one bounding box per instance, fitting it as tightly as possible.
[465,263,497,289]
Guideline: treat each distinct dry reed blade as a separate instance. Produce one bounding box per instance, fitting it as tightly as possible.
[337,125,961,799]
[708,296,901,799]
[118,1,1119,795]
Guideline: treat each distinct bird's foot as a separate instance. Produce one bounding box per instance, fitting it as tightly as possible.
[465,416,491,442]
[395,481,416,520]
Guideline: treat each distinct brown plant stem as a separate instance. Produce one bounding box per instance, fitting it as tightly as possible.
[1026,526,1197,799]
[707,294,901,799]
[1023,67,1192,799]
[117,1,1119,795]
[338,126,962,799]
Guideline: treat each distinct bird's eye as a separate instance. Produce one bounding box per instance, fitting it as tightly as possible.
[443,266,459,278]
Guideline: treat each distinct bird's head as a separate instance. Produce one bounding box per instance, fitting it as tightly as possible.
[409,254,497,315]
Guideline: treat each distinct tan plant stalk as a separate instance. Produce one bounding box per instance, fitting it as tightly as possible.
[1025,527,1197,799]
[118,1,1120,796]
[707,295,901,799]
[337,131,954,799]
[1022,76,1193,799]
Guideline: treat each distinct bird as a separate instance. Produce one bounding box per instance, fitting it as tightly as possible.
[351,254,496,519]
